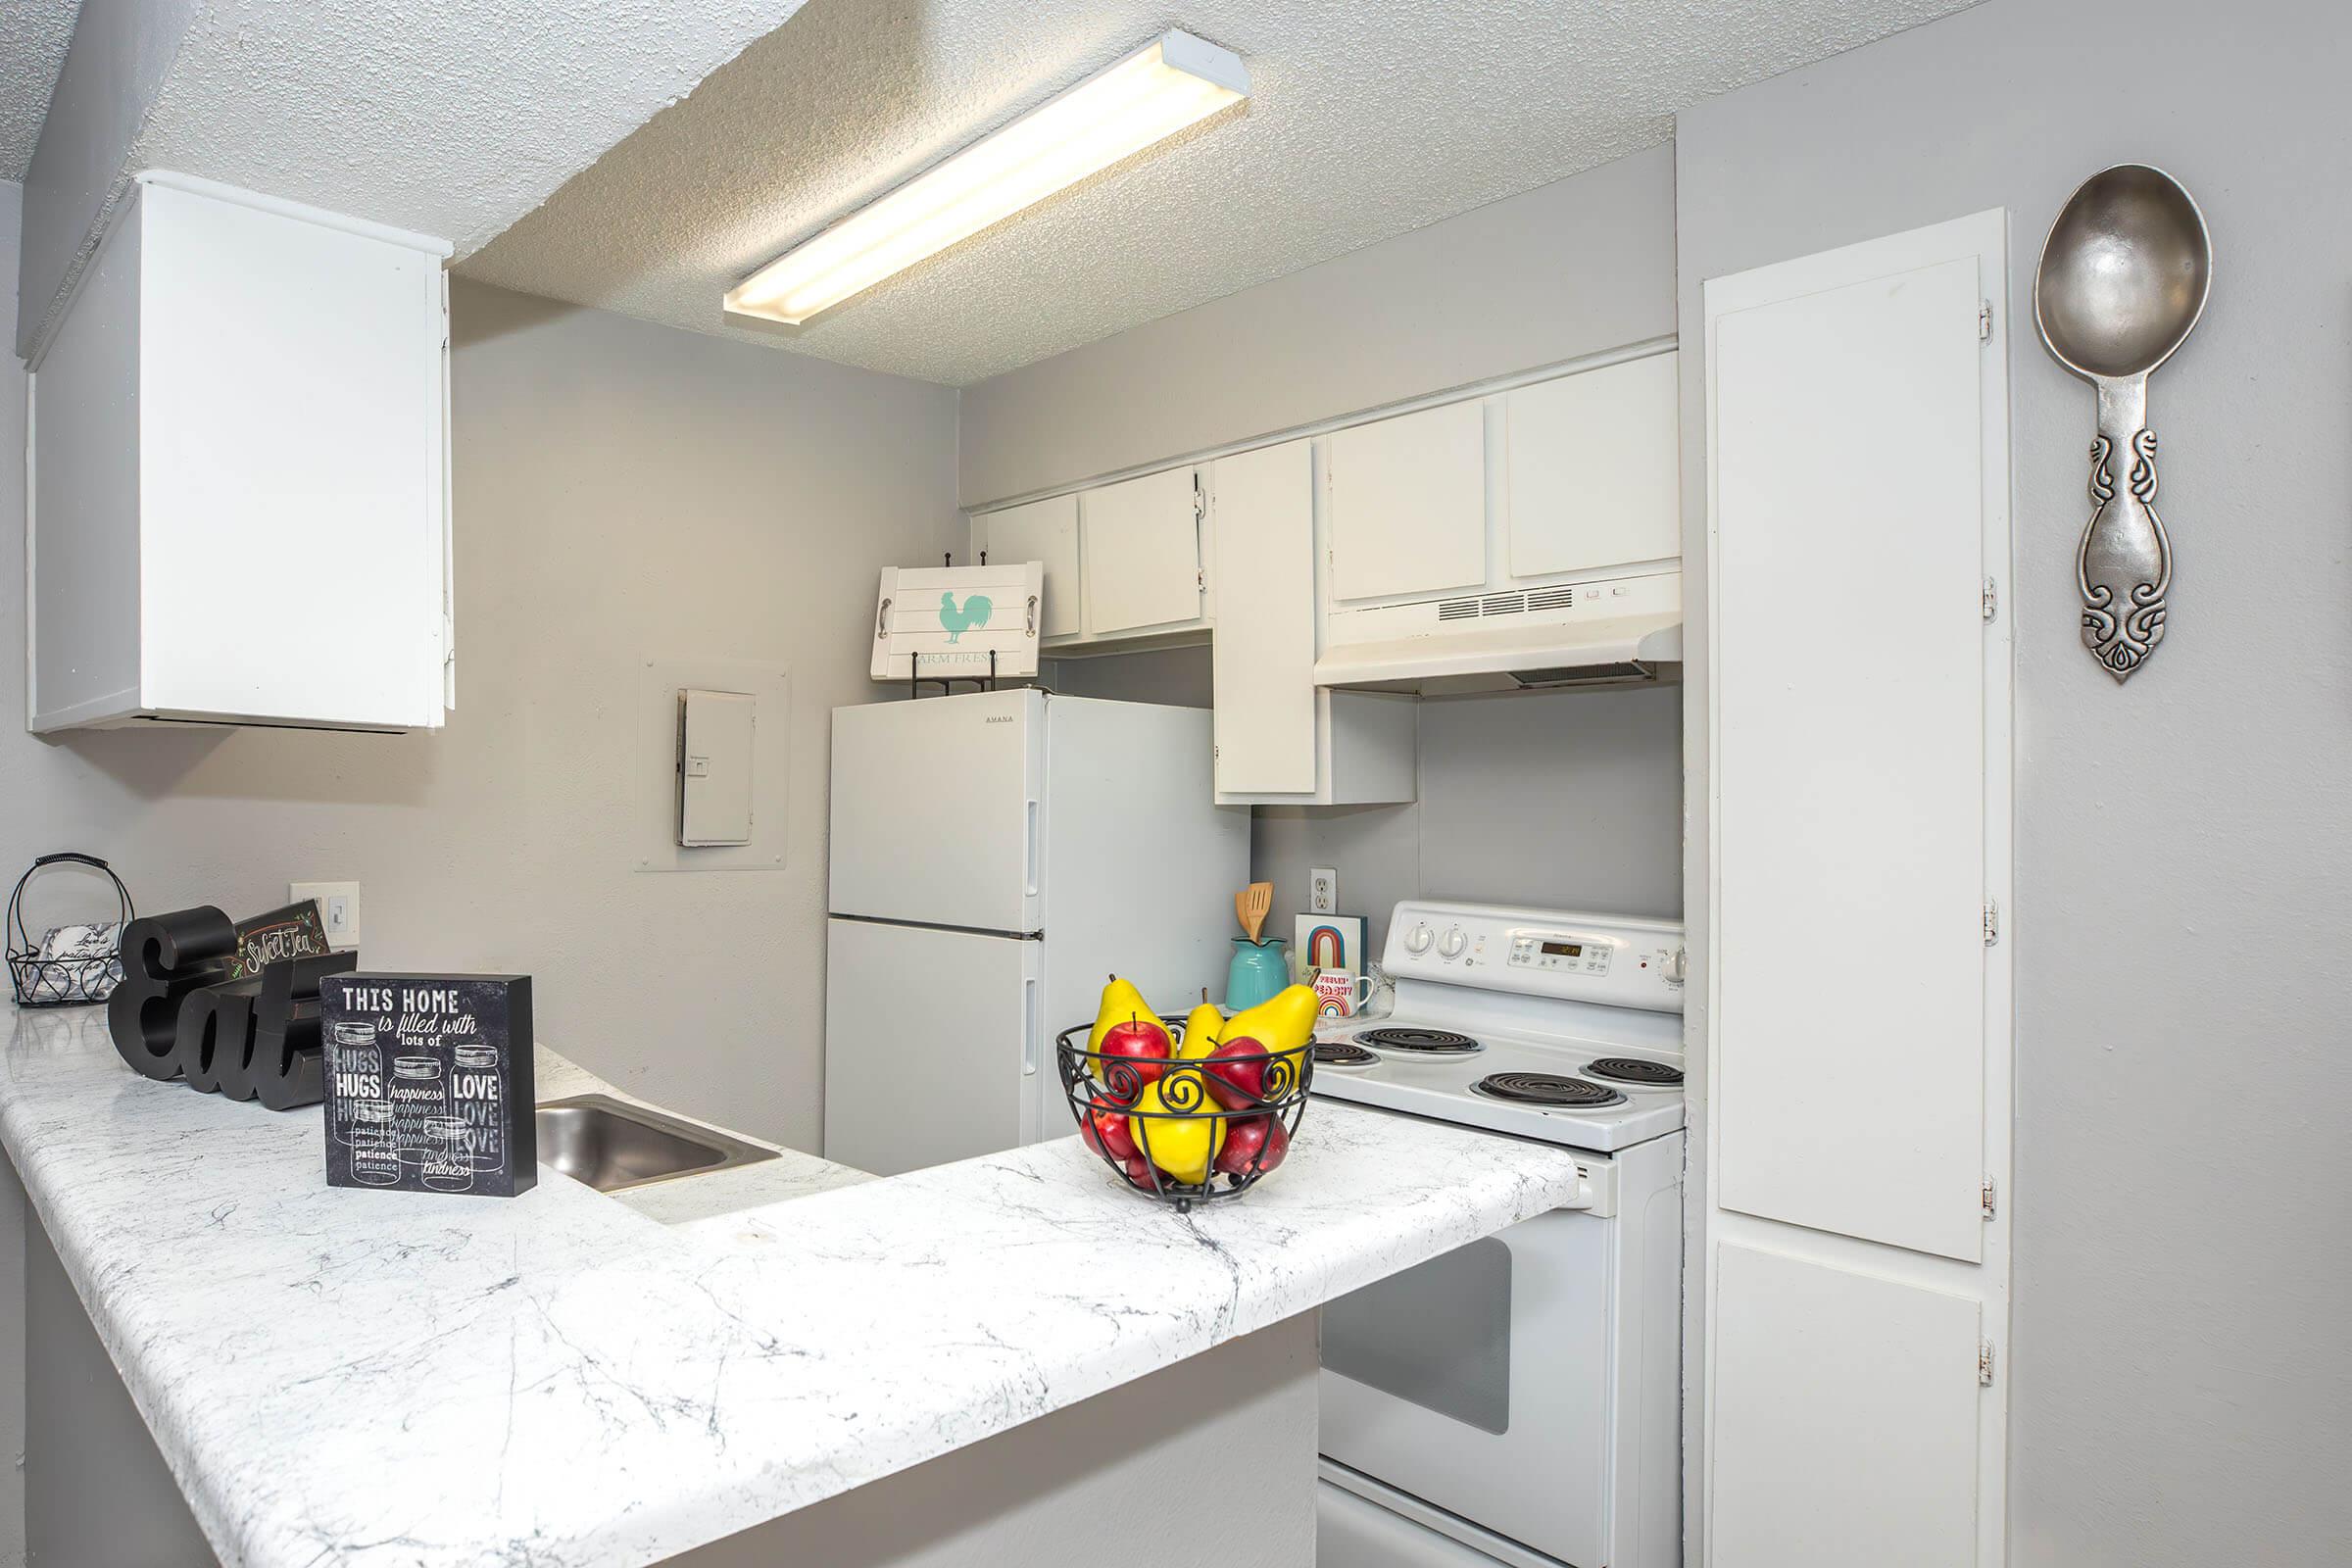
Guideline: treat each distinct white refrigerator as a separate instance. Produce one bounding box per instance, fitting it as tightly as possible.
[824,688,1249,1175]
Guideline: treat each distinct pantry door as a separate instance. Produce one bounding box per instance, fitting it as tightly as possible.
[1711,239,1990,1263]
[1701,208,2014,1568]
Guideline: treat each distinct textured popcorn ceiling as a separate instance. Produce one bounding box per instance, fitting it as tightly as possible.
[122,0,814,260]
[0,0,78,179]
[465,0,1978,386]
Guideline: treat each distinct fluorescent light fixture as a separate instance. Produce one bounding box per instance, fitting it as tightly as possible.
[724,29,1249,326]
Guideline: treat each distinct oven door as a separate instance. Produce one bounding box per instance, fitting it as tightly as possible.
[1320,1205,1613,1565]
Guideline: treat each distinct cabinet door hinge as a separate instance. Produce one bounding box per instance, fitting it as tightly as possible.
[1981,1175,1997,1219]
[1983,900,2000,945]
[1978,301,1993,342]
[1983,577,1998,622]
[1978,1340,1996,1387]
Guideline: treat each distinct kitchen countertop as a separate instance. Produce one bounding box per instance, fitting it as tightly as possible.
[1,1004,1585,1568]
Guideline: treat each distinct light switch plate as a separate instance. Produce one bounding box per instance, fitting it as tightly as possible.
[289,881,361,949]
[1310,868,1338,914]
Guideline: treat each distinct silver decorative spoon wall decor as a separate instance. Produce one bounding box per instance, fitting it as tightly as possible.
[2034,164,2212,681]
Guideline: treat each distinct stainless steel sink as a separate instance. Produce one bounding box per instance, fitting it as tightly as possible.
[535,1094,779,1194]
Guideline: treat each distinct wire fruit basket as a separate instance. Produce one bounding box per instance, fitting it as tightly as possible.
[1055,1014,1313,1211]
[7,853,135,1008]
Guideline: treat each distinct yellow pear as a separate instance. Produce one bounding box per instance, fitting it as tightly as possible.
[1089,975,1154,1054]
[1222,985,1318,1054]
[1217,985,1319,1097]
[1129,1069,1226,1186]
[1178,990,1227,1061]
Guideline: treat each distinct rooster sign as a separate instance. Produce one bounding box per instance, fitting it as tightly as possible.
[870,562,1044,681]
[939,591,994,643]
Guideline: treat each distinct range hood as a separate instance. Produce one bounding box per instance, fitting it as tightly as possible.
[1313,569,1683,696]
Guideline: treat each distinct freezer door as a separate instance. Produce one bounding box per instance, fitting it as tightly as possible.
[829,689,1043,933]
[824,916,1043,1175]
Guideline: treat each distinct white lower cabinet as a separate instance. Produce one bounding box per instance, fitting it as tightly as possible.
[1708,1245,1982,1568]
[1701,210,2013,1567]
[27,172,454,732]
[1208,438,1413,806]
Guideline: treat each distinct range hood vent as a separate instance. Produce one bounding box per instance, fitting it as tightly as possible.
[1314,570,1682,697]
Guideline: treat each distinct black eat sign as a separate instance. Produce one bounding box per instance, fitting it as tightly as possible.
[107,906,351,1110]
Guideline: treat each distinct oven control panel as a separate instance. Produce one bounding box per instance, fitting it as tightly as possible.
[1383,900,1686,1013]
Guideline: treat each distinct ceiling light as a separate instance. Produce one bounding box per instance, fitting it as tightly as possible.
[724,29,1250,326]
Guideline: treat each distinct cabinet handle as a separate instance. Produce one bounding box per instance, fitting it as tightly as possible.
[1026,595,1039,637]
[875,597,892,639]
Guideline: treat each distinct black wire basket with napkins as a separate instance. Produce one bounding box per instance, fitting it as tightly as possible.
[7,853,135,1008]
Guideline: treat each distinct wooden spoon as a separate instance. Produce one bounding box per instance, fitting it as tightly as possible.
[1235,882,1273,944]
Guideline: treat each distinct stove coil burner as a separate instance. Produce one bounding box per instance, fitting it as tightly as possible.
[1473,1073,1627,1108]
[1584,1056,1685,1088]
[1312,1042,1380,1067]
[1357,1027,1484,1055]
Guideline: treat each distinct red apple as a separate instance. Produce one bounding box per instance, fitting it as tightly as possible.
[1080,1104,1139,1162]
[1214,1115,1291,1178]
[1120,1153,1162,1191]
[1097,1016,1172,1094]
[1200,1035,1269,1109]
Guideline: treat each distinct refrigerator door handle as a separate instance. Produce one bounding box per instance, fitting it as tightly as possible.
[1024,800,1041,898]
[1022,976,1040,1077]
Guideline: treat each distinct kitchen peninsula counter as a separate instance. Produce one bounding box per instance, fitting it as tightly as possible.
[2,1004,1583,1566]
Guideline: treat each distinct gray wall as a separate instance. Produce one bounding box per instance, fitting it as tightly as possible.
[14,0,202,360]
[972,148,1687,956]
[957,142,1677,507]
[1054,649,1685,953]
[0,267,960,1152]
[1672,2,2352,1562]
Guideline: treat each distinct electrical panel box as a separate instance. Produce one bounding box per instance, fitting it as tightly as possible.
[677,689,757,847]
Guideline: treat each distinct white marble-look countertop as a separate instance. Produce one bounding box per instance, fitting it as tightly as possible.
[1,1004,1584,1568]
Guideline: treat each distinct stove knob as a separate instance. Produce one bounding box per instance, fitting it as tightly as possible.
[1402,922,1433,956]
[1438,925,1468,958]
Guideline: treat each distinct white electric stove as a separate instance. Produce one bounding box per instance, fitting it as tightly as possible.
[1310,900,1687,1568]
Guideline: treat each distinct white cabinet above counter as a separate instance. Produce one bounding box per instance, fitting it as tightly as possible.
[27,172,455,734]
[970,468,1208,651]
[963,344,1680,800]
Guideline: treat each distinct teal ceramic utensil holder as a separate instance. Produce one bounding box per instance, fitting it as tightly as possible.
[1226,938,1291,1011]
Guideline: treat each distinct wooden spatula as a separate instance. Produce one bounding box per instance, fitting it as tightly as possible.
[1235,882,1274,944]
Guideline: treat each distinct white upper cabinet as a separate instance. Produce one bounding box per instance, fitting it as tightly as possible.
[974,494,1080,639]
[1207,441,1315,795]
[1327,400,1487,603]
[28,173,454,732]
[1208,438,1413,807]
[1505,351,1680,577]
[1081,466,1202,636]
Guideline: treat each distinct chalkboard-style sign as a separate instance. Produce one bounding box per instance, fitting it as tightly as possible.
[227,901,331,980]
[318,975,536,1198]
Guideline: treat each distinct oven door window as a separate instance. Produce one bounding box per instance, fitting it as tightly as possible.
[1321,1236,1511,1434]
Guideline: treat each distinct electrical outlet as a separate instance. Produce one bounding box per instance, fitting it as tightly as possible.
[1309,868,1338,915]
[290,882,361,950]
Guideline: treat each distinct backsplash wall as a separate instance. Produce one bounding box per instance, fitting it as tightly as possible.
[1052,647,1685,956]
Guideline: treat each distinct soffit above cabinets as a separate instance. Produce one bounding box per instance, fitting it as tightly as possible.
[460,0,1981,385]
